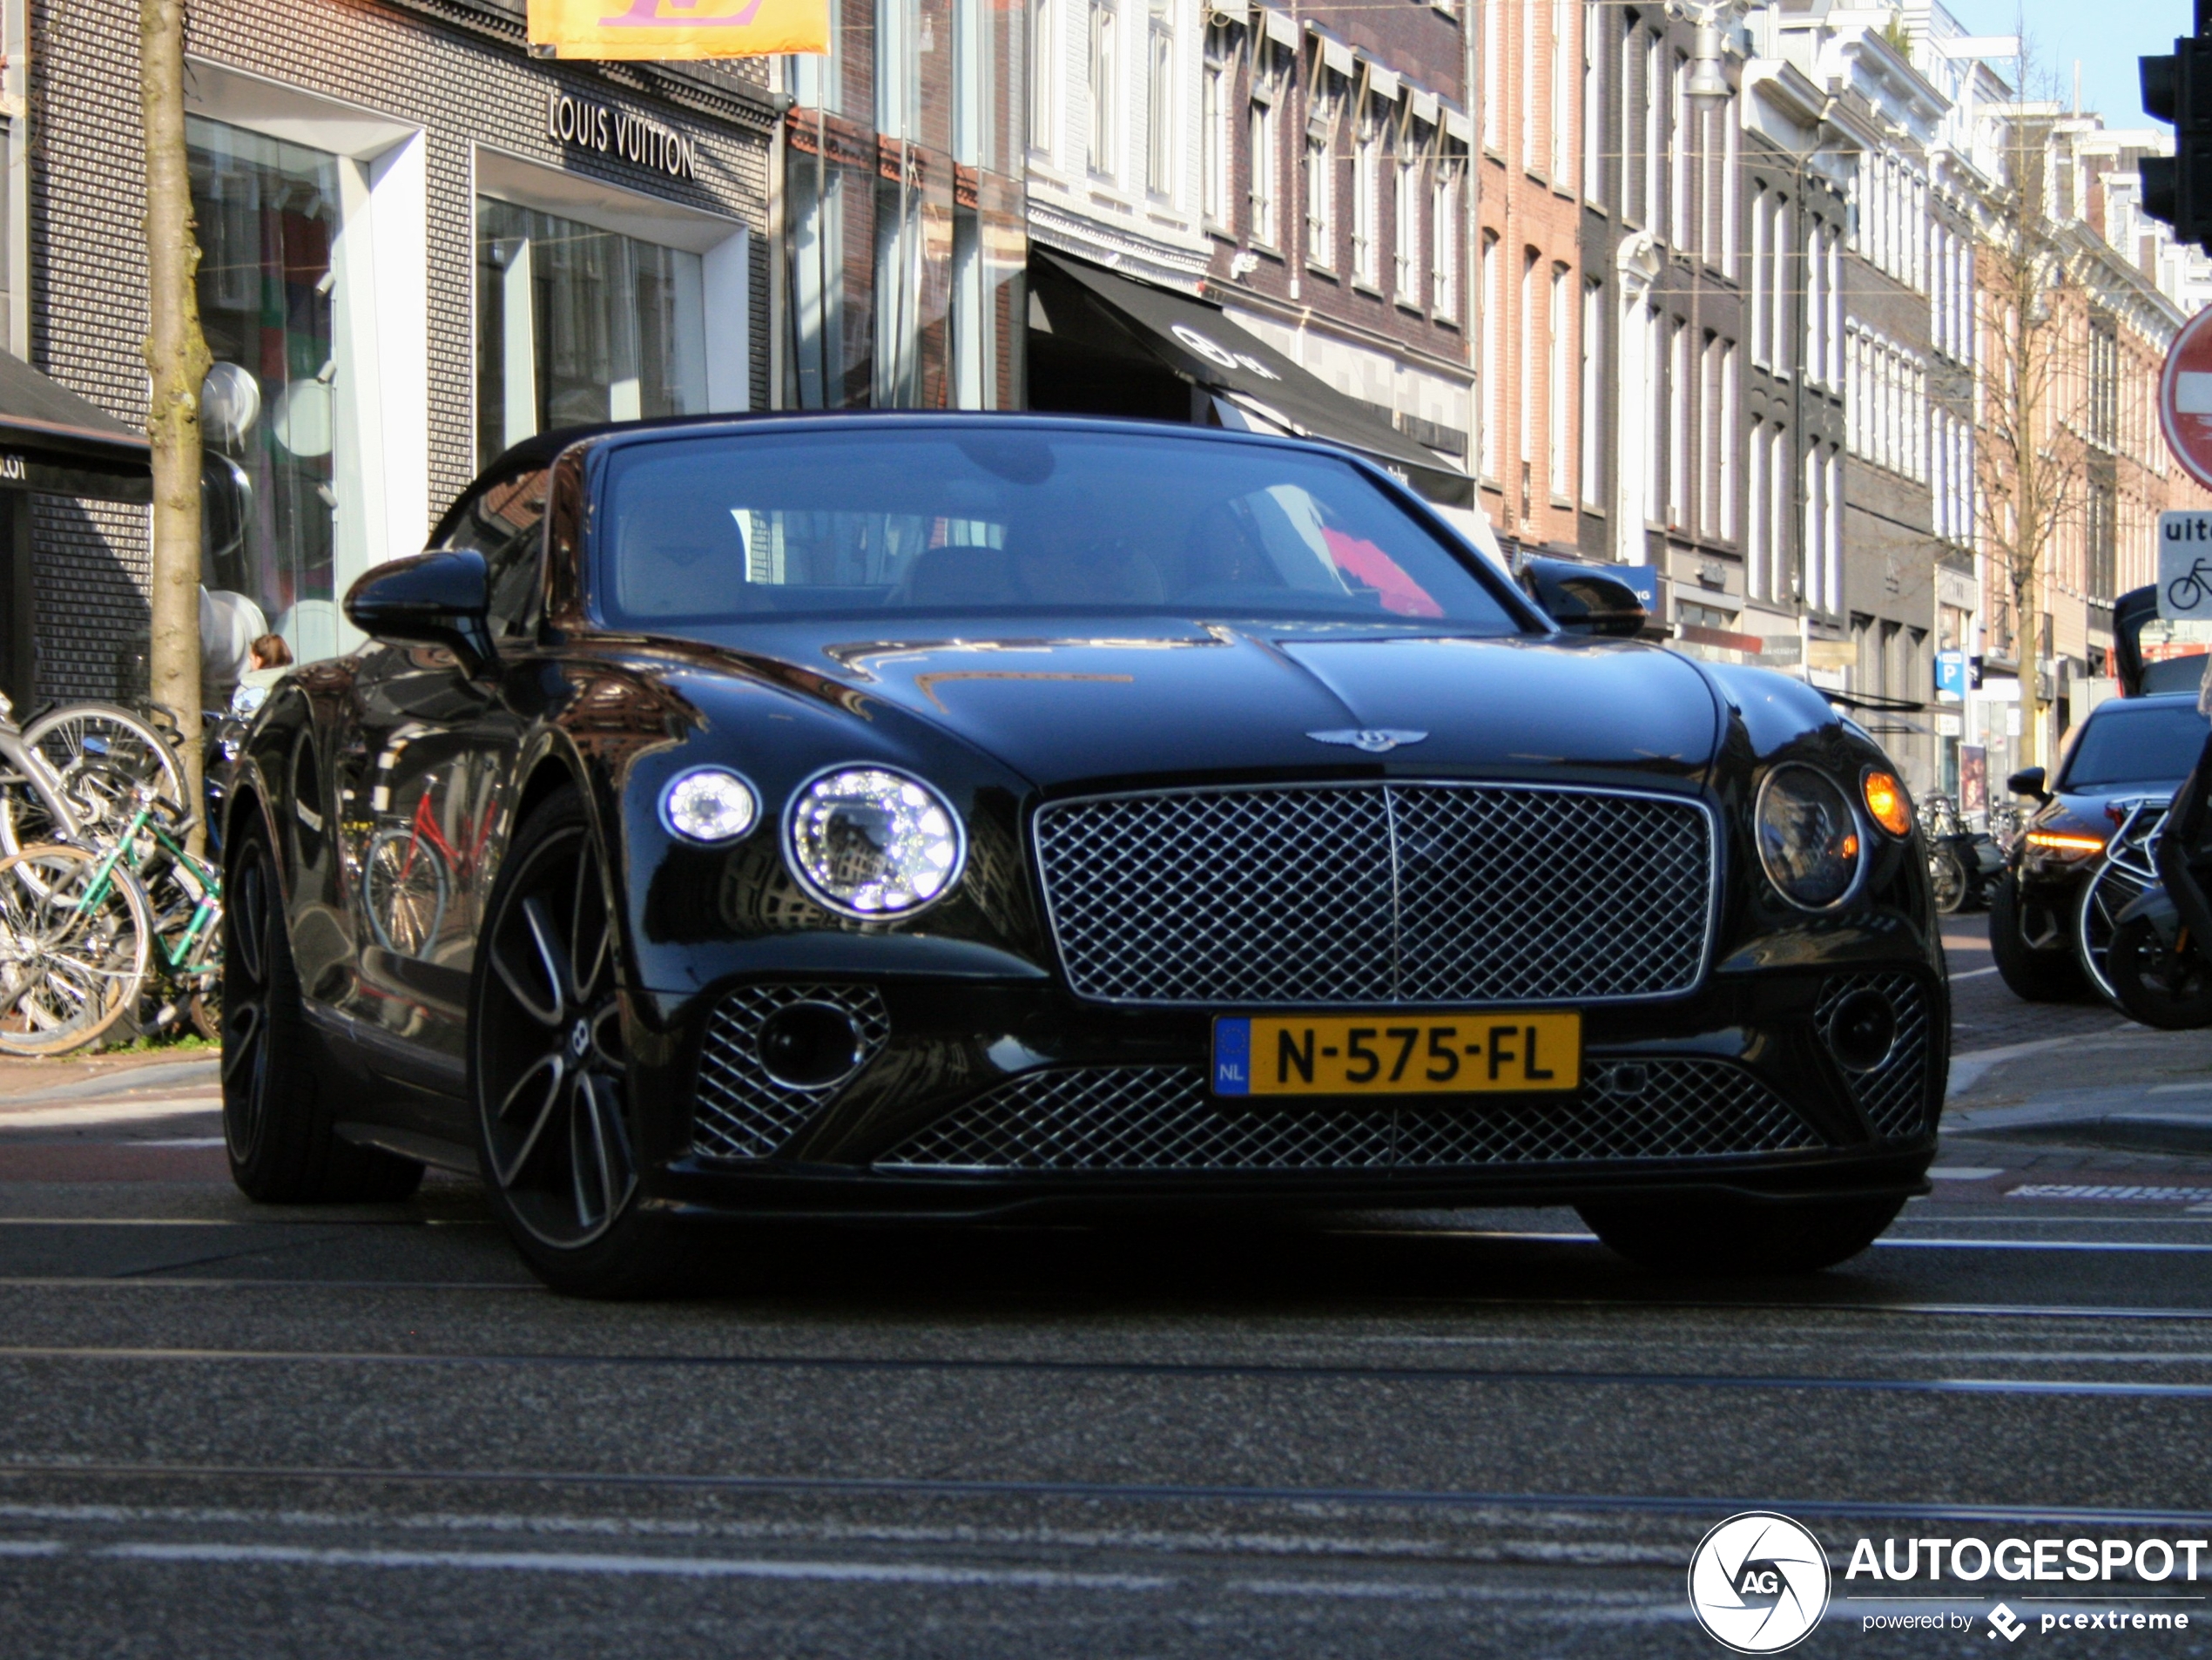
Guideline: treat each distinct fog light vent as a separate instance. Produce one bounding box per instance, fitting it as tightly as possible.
[694,983,889,1160]
[1815,972,1935,1140]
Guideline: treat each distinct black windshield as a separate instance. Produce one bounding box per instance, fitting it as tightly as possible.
[2059,703,2211,790]
[592,427,1517,629]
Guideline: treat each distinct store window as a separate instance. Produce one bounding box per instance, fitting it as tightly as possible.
[190,115,345,667]
[475,198,708,469]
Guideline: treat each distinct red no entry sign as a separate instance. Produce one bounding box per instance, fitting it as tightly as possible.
[2161,305,2212,492]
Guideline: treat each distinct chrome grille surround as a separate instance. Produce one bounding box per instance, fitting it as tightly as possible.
[1032,781,1716,1007]
[692,983,890,1161]
[1816,971,1938,1142]
[873,1059,1821,1172]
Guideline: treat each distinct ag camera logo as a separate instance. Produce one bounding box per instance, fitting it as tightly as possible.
[1689,1512,1831,1653]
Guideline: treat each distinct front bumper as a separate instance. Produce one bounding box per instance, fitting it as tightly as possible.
[619,959,1948,1219]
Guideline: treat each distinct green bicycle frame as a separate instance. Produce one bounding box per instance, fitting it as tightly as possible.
[78,802,223,979]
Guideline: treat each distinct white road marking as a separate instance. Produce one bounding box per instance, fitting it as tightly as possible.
[2009,1184,2212,1204]
[1927,1166,2006,1180]
[0,1540,64,1558]
[2149,1079,2212,1095]
[93,1539,1172,1589]
[1946,965,2001,980]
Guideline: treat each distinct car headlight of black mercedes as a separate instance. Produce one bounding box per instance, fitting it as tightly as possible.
[782,766,966,919]
[1755,764,1864,911]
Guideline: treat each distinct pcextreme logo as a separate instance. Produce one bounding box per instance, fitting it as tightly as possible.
[1688,1512,1832,1653]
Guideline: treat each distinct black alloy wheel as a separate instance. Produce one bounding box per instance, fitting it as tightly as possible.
[471,786,678,1298]
[2106,914,2212,1030]
[1576,1193,1907,1275]
[223,818,423,1202]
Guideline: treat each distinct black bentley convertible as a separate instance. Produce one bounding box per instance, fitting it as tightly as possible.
[221,414,1946,1296]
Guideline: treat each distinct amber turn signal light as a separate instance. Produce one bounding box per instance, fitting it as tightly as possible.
[1862,770,1912,838]
[2024,830,2107,857]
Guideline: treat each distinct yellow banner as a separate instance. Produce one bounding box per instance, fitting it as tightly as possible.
[528,0,829,59]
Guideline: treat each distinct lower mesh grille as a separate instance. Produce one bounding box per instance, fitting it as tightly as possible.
[692,984,889,1160]
[872,1059,1822,1172]
[1817,971,1938,1141]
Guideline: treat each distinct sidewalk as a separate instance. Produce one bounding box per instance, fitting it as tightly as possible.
[0,1050,219,1104]
[1944,1018,2212,1156]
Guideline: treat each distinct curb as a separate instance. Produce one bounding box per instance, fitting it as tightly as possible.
[0,1059,220,1107]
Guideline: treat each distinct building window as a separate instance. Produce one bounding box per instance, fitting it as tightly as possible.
[1552,0,1571,181]
[1030,0,1054,154]
[1582,0,1603,205]
[1770,422,1789,596]
[1548,262,1570,499]
[1522,0,1539,169]
[1146,17,1173,196]
[1746,420,1766,598]
[1804,220,1824,387]
[1203,36,1229,223]
[1089,0,1116,178]
[1393,138,1421,295]
[1644,33,1662,234]
[1720,91,1738,279]
[193,116,348,665]
[1668,317,1687,527]
[1305,76,1338,267]
[1770,194,1790,375]
[1352,102,1379,285]
[1520,249,1537,474]
[1620,23,1640,223]
[1748,184,1767,365]
[1480,230,1499,477]
[1250,81,1277,244]
[1719,339,1737,540]
[1433,156,1461,315]
[1484,0,1501,151]
[1581,276,1603,505]
[1669,51,1688,250]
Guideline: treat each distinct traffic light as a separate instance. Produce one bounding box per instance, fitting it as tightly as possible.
[2142,12,2212,252]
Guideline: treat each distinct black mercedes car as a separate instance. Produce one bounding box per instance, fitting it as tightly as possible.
[220,414,1946,1297]
[1990,691,2211,1001]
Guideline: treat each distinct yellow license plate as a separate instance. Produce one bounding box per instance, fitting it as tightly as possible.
[1211,1012,1582,1097]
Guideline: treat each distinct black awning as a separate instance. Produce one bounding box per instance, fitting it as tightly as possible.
[1031,251,1474,508]
[0,350,151,503]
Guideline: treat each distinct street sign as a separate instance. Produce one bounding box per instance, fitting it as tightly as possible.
[527,0,828,58]
[2160,509,2212,619]
[2160,308,2212,492]
[1933,649,1968,699]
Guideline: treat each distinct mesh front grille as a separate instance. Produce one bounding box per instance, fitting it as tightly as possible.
[873,1060,1821,1172]
[1817,972,1938,1141]
[692,984,890,1160]
[1033,783,1713,1006]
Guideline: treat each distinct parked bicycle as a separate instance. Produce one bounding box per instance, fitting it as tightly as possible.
[365,771,497,955]
[1920,791,2001,915]
[78,780,225,1040]
[0,841,155,1055]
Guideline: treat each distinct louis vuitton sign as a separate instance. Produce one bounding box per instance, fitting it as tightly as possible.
[546,89,699,179]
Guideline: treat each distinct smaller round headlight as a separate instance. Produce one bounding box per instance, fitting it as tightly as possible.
[660,766,759,844]
[1757,765,1864,911]
[1862,768,1912,838]
[784,766,964,918]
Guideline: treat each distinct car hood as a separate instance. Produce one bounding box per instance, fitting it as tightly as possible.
[676,618,1726,790]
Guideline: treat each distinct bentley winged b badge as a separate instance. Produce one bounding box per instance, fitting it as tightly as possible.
[1306,729,1429,754]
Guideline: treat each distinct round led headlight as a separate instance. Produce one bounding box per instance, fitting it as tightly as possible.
[659,766,759,845]
[1756,764,1864,911]
[783,766,965,919]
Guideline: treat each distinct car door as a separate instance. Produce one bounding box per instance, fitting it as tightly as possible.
[329,467,551,1088]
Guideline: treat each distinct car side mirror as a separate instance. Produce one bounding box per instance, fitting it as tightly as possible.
[2006,766,2050,801]
[1517,556,1649,639]
[344,550,496,673]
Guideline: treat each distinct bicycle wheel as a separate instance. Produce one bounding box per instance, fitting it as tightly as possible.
[0,844,153,1055]
[1930,845,1968,914]
[0,739,78,854]
[17,703,190,850]
[364,827,449,955]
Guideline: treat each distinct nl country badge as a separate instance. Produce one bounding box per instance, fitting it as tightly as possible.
[529,0,829,59]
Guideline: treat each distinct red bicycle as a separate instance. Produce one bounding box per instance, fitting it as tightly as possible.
[364,776,496,955]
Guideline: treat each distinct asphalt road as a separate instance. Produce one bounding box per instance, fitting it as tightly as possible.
[4,936,2212,1657]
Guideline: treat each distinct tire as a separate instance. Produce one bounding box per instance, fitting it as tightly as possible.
[2077,860,2152,1006]
[222,814,423,1203]
[1930,845,1968,915]
[0,844,153,1055]
[364,826,449,955]
[10,703,190,852]
[469,784,679,1299]
[1988,871,2088,1002]
[1577,1193,1908,1275]
[2106,914,2212,1030]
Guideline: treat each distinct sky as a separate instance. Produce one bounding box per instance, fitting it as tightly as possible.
[1947,0,2194,130]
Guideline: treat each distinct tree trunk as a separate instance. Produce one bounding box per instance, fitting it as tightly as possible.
[142,0,208,853]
